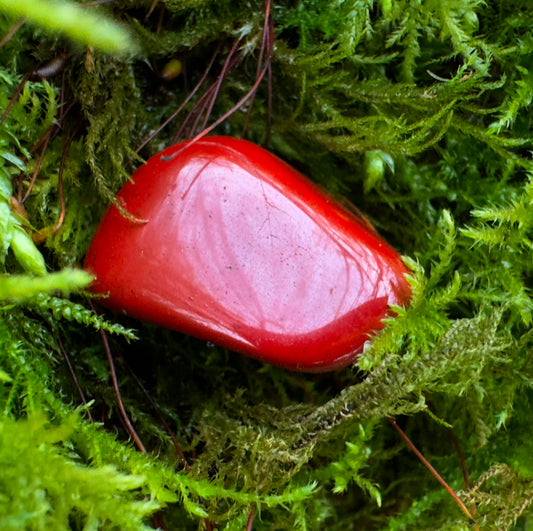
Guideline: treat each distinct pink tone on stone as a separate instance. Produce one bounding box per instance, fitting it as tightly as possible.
[84,137,411,371]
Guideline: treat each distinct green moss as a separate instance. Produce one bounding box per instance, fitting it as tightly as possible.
[0,0,532,529]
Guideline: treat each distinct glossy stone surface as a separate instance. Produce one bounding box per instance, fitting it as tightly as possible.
[84,137,411,371]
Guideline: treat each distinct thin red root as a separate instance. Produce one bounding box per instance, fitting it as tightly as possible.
[388,418,478,529]
[246,507,255,531]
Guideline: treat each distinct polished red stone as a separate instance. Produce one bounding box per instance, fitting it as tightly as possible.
[84,137,410,371]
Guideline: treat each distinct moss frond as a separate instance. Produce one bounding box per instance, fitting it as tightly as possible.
[0,269,91,300]
[31,293,138,340]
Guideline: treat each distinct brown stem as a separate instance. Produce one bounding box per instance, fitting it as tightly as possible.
[56,335,94,422]
[100,326,146,452]
[53,128,77,234]
[199,39,242,133]
[173,41,242,143]
[388,418,478,529]
[87,300,146,453]
[242,0,273,141]
[20,131,50,203]
[162,59,270,163]
[246,507,255,531]
[426,400,476,518]
[126,365,191,472]
[0,18,25,50]
[135,45,220,153]
[0,70,32,125]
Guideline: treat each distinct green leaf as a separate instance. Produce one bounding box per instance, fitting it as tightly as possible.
[9,226,46,276]
[0,269,91,300]
[0,0,137,54]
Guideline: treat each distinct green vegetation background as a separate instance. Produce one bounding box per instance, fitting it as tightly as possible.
[0,0,532,529]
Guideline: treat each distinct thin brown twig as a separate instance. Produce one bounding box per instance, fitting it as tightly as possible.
[161,59,270,163]
[242,0,273,139]
[426,400,476,518]
[53,127,77,234]
[88,300,146,453]
[388,418,478,529]
[179,85,218,141]
[135,45,221,153]
[155,2,165,35]
[173,41,242,142]
[125,364,191,472]
[138,0,272,153]
[257,0,272,77]
[100,325,147,452]
[2,53,67,130]
[0,18,25,50]
[174,3,273,151]
[199,38,242,133]
[264,17,274,147]
[28,124,56,155]
[15,124,52,201]
[56,335,94,422]
[0,70,32,125]
[443,421,477,520]
[21,131,50,203]
[145,0,159,20]
[445,424,471,490]
[14,71,72,202]
[246,506,255,531]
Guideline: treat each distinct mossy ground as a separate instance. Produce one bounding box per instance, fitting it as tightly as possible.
[0,1,532,529]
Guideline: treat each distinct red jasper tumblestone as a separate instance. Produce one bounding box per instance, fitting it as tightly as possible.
[84,137,411,372]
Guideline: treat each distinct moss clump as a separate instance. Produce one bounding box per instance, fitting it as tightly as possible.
[0,0,532,529]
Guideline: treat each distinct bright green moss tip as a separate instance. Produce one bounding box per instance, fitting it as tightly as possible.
[0,0,137,54]
[0,269,92,300]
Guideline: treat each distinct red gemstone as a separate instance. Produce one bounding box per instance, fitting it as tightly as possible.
[84,137,410,372]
